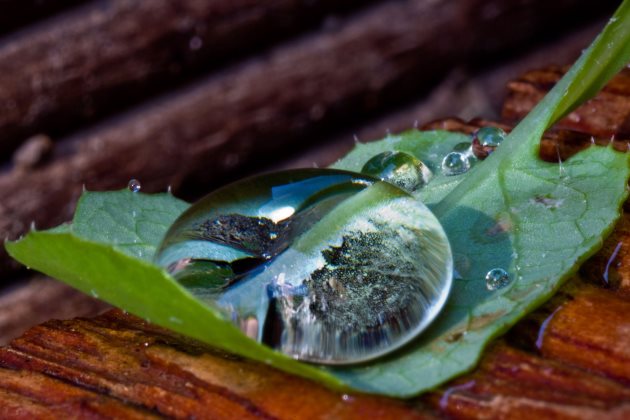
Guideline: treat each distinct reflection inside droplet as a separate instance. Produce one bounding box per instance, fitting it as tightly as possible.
[472,126,506,159]
[361,151,432,191]
[155,168,453,364]
[441,152,471,176]
[485,268,511,290]
[128,179,141,192]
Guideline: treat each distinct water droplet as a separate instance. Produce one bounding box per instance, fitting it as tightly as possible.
[155,168,453,364]
[471,126,506,159]
[360,151,432,192]
[441,152,471,176]
[485,268,511,291]
[128,179,141,192]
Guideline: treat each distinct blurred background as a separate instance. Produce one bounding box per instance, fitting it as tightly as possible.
[0,0,620,343]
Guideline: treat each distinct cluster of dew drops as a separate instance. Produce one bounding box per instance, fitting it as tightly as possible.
[442,126,513,291]
[364,126,513,292]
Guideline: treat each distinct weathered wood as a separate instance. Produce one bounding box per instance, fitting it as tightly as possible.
[1,279,629,418]
[503,66,630,137]
[0,0,616,278]
[0,0,368,158]
[0,311,431,419]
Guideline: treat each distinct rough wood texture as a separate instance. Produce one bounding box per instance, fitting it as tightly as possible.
[503,66,630,137]
[1,257,628,418]
[0,0,366,158]
[0,0,616,278]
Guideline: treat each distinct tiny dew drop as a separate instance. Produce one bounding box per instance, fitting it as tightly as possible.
[441,152,471,176]
[360,151,432,192]
[155,168,453,365]
[128,179,142,192]
[472,126,506,159]
[485,268,511,291]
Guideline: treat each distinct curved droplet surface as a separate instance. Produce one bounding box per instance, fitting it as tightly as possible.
[128,179,142,192]
[485,268,510,290]
[441,152,471,176]
[472,126,506,159]
[360,151,432,192]
[155,169,453,365]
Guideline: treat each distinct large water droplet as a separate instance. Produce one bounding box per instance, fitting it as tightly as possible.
[360,151,432,192]
[472,126,506,159]
[128,179,141,192]
[441,152,471,176]
[485,268,511,290]
[155,168,453,364]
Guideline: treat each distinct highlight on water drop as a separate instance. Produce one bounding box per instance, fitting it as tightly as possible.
[128,178,142,192]
[360,151,432,192]
[485,268,511,291]
[471,126,507,159]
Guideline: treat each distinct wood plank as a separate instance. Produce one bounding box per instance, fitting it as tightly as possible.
[0,0,368,158]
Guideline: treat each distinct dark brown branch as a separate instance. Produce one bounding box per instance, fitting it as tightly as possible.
[0,0,369,158]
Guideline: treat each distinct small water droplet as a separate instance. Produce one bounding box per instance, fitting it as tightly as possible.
[471,126,506,159]
[155,168,453,364]
[485,268,511,291]
[360,151,432,191]
[128,179,141,192]
[341,394,354,402]
[441,152,471,176]
[90,289,99,298]
[189,36,203,50]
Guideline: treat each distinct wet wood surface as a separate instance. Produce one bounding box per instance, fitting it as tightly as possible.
[1,0,629,418]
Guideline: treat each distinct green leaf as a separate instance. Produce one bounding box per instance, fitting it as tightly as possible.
[5,0,630,398]
[7,193,346,391]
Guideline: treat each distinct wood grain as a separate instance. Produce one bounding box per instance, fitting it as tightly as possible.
[0,0,368,158]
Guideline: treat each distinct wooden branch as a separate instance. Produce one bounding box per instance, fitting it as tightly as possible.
[1,275,629,417]
[0,0,367,158]
[0,0,615,277]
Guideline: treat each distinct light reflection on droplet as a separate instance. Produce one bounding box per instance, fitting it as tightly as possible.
[441,152,471,176]
[485,268,511,291]
[361,151,432,192]
[128,179,142,192]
